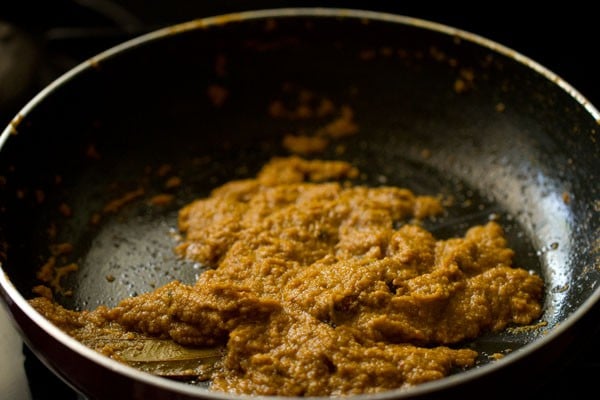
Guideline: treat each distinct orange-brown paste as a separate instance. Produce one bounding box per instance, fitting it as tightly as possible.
[30,156,544,396]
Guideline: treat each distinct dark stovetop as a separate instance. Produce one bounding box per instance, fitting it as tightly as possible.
[1,1,598,399]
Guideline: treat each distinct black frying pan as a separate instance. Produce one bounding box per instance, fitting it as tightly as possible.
[1,8,599,400]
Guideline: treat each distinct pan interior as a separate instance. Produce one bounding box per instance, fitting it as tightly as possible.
[1,11,598,390]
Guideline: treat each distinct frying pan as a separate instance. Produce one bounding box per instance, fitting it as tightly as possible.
[1,8,599,400]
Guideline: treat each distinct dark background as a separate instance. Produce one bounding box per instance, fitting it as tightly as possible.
[2,0,598,126]
[2,1,598,399]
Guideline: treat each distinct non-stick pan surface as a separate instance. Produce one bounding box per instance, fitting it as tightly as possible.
[1,8,599,400]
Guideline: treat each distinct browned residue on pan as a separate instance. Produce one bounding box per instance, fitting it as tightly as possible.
[166,13,244,36]
[102,187,145,214]
[35,255,79,297]
[9,113,24,135]
[148,193,174,207]
[269,86,359,155]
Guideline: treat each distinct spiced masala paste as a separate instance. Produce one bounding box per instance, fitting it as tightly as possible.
[30,156,544,396]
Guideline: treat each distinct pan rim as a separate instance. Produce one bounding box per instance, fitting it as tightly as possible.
[1,7,599,399]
